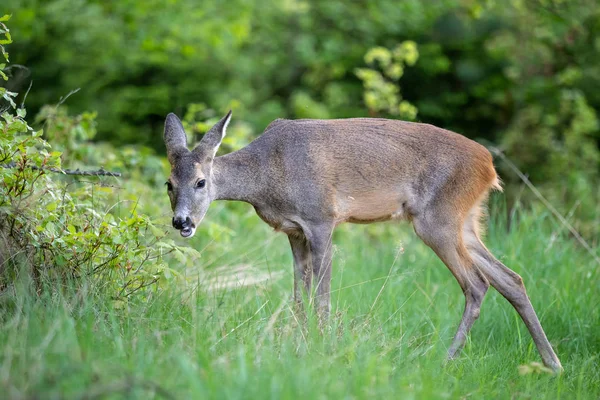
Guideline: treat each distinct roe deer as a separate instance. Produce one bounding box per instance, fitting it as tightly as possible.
[163,111,562,372]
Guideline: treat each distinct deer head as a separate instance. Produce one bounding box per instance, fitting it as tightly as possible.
[163,111,231,238]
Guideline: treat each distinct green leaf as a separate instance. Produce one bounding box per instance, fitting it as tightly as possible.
[0,32,12,45]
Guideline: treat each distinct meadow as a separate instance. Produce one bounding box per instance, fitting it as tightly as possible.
[2,199,599,399]
[1,4,600,398]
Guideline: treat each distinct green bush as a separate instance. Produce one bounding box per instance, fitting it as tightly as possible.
[0,16,199,298]
[355,41,419,119]
[0,104,198,298]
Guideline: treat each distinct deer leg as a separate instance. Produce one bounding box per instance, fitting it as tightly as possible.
[465,231,563,372]
[307,225,334,319]
[413,216,489,360]
[288,234,312,308]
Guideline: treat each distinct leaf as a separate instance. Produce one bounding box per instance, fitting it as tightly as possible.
[149,223,165,238]
[177,245,202,258]
[0,31,12,45]
[113,300,126,309]
[518,362,554,375]
[162,266,181,280]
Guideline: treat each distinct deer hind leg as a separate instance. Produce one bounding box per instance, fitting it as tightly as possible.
[413,211,490,360]
[462,211,563,372]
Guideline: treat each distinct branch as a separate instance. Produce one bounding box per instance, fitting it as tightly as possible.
[2,161,122,177]
[55,167,122,177]
[489,146,600,268]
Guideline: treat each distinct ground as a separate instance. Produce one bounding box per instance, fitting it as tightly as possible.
[1,198,599,399]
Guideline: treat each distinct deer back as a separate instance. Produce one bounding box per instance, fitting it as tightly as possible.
[240,118,499,228]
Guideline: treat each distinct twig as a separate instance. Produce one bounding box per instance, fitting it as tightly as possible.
[42,87,81,132]
[2,161,122,177]
[20,78,32,109]
[56,88,80,108]
[489,146,600,267]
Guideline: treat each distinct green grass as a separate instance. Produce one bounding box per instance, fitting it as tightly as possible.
[1,200,599,399]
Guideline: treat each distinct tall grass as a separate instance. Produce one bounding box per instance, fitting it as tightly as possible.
[1,200,599,399]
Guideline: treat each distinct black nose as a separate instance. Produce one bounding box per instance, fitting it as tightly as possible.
[172,216,192,230]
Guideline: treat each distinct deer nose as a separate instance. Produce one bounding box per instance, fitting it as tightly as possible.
[172,216,192,230]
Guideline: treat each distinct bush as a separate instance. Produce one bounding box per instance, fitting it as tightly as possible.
[0,15,199,298]
[355,41,419,119]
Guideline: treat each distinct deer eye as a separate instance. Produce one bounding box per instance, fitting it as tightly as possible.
[195,179,206,189]
[165,181,173,191]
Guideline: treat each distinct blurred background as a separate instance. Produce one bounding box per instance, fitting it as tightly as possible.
[2,0,600,237]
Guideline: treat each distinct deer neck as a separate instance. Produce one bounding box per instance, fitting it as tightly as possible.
[212,148,262,204]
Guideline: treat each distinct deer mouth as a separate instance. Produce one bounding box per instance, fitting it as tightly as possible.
[180,226,195,238]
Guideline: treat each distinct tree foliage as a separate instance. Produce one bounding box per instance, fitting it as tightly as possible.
[2,0,600,235]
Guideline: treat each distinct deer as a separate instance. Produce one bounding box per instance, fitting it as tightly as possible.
[163,111,563,372]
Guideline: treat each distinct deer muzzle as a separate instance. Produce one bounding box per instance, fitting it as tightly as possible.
[172,216,195,238]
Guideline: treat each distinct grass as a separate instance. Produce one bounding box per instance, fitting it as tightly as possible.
[1,199,599,399]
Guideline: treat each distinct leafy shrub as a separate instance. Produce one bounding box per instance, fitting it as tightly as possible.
[490,2,600,236]
[355,41,419,119]
[0,15,199,298]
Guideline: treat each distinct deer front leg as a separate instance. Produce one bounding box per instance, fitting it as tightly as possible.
[307,225,334,320]
[288,234,311,309]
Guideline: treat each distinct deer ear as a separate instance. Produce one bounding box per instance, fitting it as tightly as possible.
[164,113,188,164]
[193,110,232,161]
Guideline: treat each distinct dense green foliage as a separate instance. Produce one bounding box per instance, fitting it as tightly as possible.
[4,0,599,236]
[0,101,196,298]
[0,15,200,298]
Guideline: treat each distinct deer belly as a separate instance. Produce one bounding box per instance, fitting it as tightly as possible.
[338,192,409,224]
